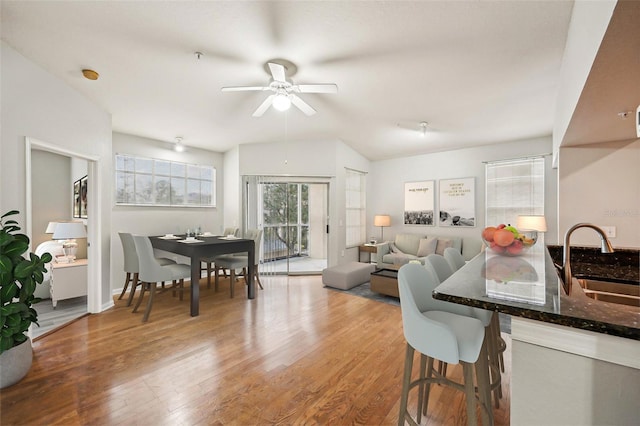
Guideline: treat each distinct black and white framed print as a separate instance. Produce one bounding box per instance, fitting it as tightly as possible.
[439,177,475,227]
[404,180,435,225]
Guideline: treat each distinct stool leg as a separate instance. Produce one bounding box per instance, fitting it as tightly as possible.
[476,338,494,426]
[398,343,414,426]
[417,354,427,424]
[422,356,434,417]
[462,362,478,426]
[132,281,147,313]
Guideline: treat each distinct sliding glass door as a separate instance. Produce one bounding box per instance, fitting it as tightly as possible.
[243,176,329,275]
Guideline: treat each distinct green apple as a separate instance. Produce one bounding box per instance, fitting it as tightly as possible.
[504,225,519,237]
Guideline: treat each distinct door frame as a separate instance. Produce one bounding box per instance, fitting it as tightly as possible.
[25,137,103,313]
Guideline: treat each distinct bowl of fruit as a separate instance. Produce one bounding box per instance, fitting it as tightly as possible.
[481,224,537,256]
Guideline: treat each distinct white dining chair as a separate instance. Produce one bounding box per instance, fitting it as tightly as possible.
[132,235,191,322]
[425,253,455,283]
[213,229,263,298]
[201,227,239,288]
[118,232,176,306]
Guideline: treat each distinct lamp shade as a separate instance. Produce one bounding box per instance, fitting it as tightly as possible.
[52,222,87,240]
[516,215,547,232]
[374,215,391,227]
[45,221,59,234]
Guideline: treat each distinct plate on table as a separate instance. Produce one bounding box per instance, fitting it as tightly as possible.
[178,238,204,243]
[219,235,240,240]
[159,234,180,240]
[201,232,215,237]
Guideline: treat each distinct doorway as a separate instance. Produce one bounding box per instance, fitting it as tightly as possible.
[243,176,329,275]
[25,137,102,338]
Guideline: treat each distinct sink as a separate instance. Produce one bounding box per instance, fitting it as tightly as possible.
[576,277,640,307]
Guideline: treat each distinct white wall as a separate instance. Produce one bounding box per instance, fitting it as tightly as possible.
[559,139,639,248]
[1,42,112,309]
[369,137,558,245]
[110,132,225,291]
[553,0,616,154]
[223,145,240,231]
[30,150,70,249]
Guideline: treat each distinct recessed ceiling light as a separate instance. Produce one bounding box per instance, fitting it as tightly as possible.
[419,121,429,137]
[82,69,99,80]
[174,137,185,152]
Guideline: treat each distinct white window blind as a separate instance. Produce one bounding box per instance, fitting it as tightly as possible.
[345,168,366,247]
[485,157,544,226]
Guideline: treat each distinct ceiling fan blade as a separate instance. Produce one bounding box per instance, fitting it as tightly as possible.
[290,94,317,116]
[268,62,287,82]
[252,95,275,117]
[221,86,270,92]
[294,84,338,94]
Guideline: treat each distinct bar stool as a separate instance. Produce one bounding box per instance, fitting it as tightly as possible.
[398,263,493,426]
[425,254,503,408]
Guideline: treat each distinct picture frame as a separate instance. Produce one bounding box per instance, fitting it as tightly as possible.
[73,175,88,219]
[438,177,475,227]
[404,180,435,226]
[73,179,81,218]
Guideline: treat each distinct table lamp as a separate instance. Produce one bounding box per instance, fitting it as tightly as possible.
[516,215,547,232]
[52,222,87,262]
[374,215,391,242]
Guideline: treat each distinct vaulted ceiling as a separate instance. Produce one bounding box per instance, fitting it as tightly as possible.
[1,1,579,160]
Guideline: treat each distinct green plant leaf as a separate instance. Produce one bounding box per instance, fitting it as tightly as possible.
[6,312,21,327]
[0,210,19,219]
[0,281,19,304]
[3,240,29,258]
[0,335,13,353]
[0,232,14,248]
[22,278,36,300]
[40,252,52,263]
[14,260,34,279]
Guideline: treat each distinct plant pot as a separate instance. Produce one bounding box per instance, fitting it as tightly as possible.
[0,339,33,389]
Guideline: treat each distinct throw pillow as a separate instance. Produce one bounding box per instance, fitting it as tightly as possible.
[436,238,455,256]
[416,236,438,257]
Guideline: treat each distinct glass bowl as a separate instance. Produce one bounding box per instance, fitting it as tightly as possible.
[481,226,537,257]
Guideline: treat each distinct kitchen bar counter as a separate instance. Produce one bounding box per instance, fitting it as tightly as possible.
[432,243,639,340]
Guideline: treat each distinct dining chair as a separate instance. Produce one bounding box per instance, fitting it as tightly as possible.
[201,227,239,288]
[131,235,191,322]
[214,229,263,298]
[118,232,177,306]
[444,247,466,272]
[425,253,455,283]
[397,263,493,426]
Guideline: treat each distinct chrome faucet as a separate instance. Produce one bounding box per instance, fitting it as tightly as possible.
[562,223,615,294]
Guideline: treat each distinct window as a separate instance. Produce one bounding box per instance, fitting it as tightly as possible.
[115,154,216,207]
[345,168,366,247]
[485,157,544,226]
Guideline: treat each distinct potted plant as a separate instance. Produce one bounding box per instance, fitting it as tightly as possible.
[0,210,51,388]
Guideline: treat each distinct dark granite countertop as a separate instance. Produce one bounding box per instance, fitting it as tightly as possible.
[433,244,639,340]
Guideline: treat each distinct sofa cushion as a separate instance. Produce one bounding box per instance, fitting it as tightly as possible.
[417,237,438,257]
[435,237,462,256]
[389,242,403,254]
[394,233,423,255]
[382,253,420,266]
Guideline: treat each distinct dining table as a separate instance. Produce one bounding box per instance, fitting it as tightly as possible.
[150,234,255,316]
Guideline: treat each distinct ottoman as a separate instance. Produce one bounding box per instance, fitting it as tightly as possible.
[322,262,376,290]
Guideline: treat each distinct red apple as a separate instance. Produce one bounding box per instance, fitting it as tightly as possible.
[482,226,497,242]
[497,224,506,229]
[507,239,524,255]
[494,229,515,247]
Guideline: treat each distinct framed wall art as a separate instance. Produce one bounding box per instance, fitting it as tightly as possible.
[404,180,435,225]
[439,177,475,227]
[73,175,88,218]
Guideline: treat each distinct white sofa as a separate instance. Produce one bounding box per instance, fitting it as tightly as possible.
[376,232,483,269]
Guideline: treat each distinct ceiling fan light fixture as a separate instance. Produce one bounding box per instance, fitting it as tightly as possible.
[419,121,429,137]
[272,92,292,111]
[174,137,185,152]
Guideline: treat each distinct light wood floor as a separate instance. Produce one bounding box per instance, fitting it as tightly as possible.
[0,276,510,425]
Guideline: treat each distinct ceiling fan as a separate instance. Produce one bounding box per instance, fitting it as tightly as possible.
[221,60,338,117]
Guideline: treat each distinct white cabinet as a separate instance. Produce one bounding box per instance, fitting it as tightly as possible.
[50,259,88,308]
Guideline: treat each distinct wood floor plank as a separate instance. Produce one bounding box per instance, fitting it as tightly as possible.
[0,275,510,425]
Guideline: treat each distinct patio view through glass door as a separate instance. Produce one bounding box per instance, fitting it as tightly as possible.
[243,176,328,276]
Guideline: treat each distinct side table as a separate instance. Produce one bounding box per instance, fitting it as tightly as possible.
[50,258,88,308]
[358,243,381,263]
